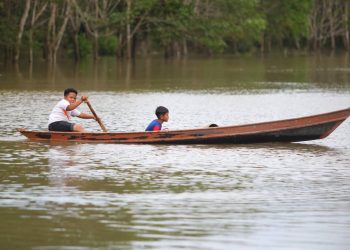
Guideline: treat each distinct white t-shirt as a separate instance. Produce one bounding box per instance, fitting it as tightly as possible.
[48,99,81,125]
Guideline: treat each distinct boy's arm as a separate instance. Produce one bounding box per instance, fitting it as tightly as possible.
[66,96,88,111]
[78,112,95,119]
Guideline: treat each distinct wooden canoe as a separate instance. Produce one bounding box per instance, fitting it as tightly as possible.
[17,108,350,144]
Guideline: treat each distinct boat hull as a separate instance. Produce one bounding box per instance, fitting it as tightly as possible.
[17,108,350,144]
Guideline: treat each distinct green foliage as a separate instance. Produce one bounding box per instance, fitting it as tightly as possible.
[68,34,92,59]
[99,36,118,56]
[0,3,17,47]
[148,0,193,45]
[189,19,228,53]
[262,0,312,43]
[0,0,347,62]
[187,0,266,53]
[79,34,92,58]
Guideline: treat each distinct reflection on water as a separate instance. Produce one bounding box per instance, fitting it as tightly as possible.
[189,142,333,153]
[1,130,350,249]
[0,55,350,249]
[1,54,350,91]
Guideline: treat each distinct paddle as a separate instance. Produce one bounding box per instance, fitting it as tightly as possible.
[85,101,108,132]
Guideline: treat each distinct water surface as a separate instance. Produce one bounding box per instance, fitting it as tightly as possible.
[0,55,350,249]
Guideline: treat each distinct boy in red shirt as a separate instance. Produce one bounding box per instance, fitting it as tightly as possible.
[145,106,169,131]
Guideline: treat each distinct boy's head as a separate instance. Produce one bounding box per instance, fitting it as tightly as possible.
[64,88,78,103]
[155,106,169,122]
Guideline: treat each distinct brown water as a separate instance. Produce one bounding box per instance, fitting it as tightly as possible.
[0,55,350,249]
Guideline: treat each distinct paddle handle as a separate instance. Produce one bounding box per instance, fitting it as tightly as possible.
[86,101,108,132]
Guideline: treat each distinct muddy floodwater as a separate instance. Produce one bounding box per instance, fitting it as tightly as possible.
[0,55,350,249]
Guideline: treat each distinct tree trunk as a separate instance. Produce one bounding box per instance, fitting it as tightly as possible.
[308,3,316,51]
[328,1,335,50]
[117,33,124,58]
[29,0,36,64]
[29,29,33,63]
[132,35,137,59]
[267,36,271,52]
[173,41,181,58]
[28,0,47,63]
[46,3,57,64]
[295,38,300,50]
[126,0,132,60]
[182,39,188,56]
[29,0,37,64]
[344,1,349,51]
[140,28,150,57]
[233,41,238,53]
[45,1,71,65]
[53,1,71,64]
[164,44,173,59]
[68,0,81,62]
[313,38,318,51]
[93,33,99,61]
[194,0,200,15]
[14,0,31,64]
[4,0,12,64]
[260,34,264,53]
[73,33,80,61]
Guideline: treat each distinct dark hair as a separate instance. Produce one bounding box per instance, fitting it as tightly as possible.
[209,123,218,127]
[155,106,169,118]
[64,88,78,96]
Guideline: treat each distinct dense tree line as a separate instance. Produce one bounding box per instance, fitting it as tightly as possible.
[1,0,350,65]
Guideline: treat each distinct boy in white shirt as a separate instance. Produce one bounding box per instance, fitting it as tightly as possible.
[48,88,95,132]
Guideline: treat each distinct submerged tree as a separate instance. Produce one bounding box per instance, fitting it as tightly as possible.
[261,0,312,51]
[14,0,31,64]
[28,0,48,64]
[309,0,350,50]
[45,0,71,65]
